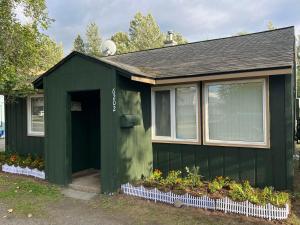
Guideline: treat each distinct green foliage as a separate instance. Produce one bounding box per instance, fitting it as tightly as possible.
[228,182,247,201]
[208,176,230,193]
[185,166,202,187]
[85,22,102,57]
[111,32,131,54]
[260,186,289,207]
[144,169,162,186]
[267,21,276,30]
[129,12,165,52]
[161,170,182,187]
[171,32,188,45]
[228,181,260,204]
[73,34,85,53]
[0,152,44,171]
[296,34,300,97]
[0,0,63,98]
[142,168,289,207]
[111,12,188,54]
[242,181,260,204]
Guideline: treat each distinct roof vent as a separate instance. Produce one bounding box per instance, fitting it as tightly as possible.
[164,30,177,47]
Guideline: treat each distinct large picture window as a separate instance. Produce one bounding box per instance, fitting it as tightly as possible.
[203,78,269,147]
[152,85,199,142]
[27,95,44,136]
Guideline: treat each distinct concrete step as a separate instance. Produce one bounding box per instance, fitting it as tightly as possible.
[62,188,97,200]
[69,169,101,194]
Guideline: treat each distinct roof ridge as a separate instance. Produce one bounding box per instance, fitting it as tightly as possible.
[105,26,295,58]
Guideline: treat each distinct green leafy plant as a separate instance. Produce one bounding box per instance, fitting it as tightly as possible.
[259,186,289,207]
[208,176,230,193]
[184,166,202,188]
[161,170,182,188]
[269,192,289,207]
[144,169,163,187]
[243,181,260,204]
[229,182,247,201]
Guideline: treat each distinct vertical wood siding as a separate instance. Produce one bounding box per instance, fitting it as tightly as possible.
[5,97,44,156]
[117,75,153,185]
[153,75,293,190]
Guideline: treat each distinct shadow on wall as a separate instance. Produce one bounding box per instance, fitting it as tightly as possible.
[118,81,152,185]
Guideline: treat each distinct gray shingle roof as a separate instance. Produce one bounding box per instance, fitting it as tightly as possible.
[102,27,295,79]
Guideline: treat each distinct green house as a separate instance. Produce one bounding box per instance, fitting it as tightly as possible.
[5,27,296,193]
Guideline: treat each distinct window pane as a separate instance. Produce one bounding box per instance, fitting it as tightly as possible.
[155,90,171,136]
[31,97,44,133]
[207,81,264,142]
[176,87,197,139]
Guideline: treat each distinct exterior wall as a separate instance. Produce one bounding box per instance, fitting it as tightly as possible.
[43,55,118,192]
[5,97,44,155]
[153,75,294,190]
[117,75,153,185]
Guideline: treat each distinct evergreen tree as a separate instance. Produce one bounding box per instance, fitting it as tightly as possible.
[267,21,276,30]
[85,22,102,57]
[111,32,131,54]
[73,34,85,53]
[129,12,165,51]
[111,12,188,54]
[171,32,188,45]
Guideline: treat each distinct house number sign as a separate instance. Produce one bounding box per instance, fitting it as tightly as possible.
[112,88,116,112]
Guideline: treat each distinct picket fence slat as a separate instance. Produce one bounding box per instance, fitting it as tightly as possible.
[1,164,45,179]
[121,183,289,221]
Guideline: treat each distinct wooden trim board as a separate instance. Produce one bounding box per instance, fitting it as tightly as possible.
[131,68,291,85]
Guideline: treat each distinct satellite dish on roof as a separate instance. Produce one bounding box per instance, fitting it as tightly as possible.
[101,40,117,56]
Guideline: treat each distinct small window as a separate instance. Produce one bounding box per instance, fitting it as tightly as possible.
[203,78,269,148]
[152,85,199,142]
[27,95,44,136]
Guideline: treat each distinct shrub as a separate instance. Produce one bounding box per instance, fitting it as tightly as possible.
[259,186,289,207]
[160,170,182,188]
[144,169,163,187]
[229,182,247,201]
[184,166,202,188]
[243,181,260,204]
[208,176,230,193]
[0,152,44,171]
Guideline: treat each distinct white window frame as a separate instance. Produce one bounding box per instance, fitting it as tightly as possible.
[203,78,270,148]
[151,84,200,143]
[27,94,45,137]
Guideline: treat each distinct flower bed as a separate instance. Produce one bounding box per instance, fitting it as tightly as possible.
[0,152,45,179]
[121,167,290,221]
[121,183,289,220]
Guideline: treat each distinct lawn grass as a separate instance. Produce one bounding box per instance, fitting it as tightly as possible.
[0,173,61,217]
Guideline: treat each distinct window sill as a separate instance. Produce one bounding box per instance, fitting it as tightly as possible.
[27,133,44,137]
[152,140,201,145]
[203,141,270,149]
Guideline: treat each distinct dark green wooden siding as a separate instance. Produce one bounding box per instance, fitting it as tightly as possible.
[5,57,294,191]
[153,75,294,190]
[5,97,44,156]
[117,75,153,185]
[44,55,118,192]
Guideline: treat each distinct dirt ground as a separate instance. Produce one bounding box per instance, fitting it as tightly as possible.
[1,148,300,225]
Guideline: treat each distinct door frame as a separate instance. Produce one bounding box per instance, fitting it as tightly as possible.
[66,89,101,184]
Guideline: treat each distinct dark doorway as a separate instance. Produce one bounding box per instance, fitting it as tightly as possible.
[70,90,101,174]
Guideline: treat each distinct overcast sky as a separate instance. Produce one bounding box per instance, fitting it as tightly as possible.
[43,0,300,54]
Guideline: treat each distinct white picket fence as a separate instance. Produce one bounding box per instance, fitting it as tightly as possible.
[2,164,45,179]
[121,183,289,221]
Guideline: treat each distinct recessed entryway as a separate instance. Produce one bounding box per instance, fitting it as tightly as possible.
[69,90,101,192]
